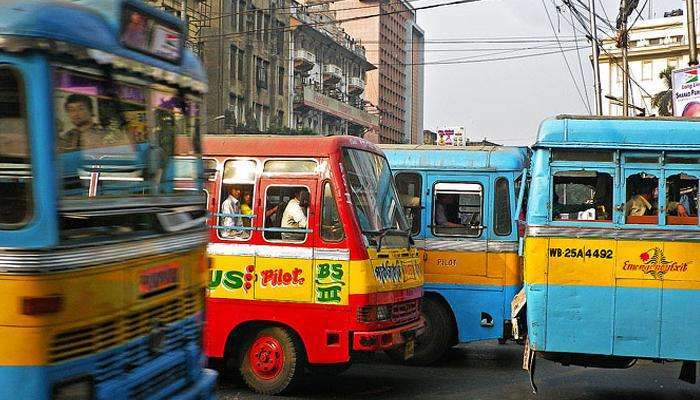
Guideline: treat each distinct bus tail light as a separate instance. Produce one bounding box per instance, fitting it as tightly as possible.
[21,295,64,315]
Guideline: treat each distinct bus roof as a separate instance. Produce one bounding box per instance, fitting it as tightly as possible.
[0,0,206,92]
[379,144,529,171]
[202,135,384,157]
[536,115,700,151]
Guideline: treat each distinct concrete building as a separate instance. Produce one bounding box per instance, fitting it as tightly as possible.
[332,0,425,143]
[289,1,379,136]
[600,11,694,116]
[199,0,291,133]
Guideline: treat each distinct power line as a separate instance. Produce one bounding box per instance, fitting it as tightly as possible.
[566,3,591,111]
[378,46,588,66]
[542,0,592,114]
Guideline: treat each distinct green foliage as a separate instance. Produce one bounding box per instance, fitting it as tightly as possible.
[652,66,674,116]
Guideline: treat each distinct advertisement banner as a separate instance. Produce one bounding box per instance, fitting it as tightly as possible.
[672,66,700,117]
[436,127,466,146]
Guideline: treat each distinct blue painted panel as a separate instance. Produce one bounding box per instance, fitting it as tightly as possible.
[525,283,548,350]
[613,282,661,358]
[544,285,614,355]
[0,366,49,399]
[426,283,523,343]
[660,286,700,360]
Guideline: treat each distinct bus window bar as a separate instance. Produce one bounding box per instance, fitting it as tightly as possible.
[209,225,312,234]
[212,212,257,218]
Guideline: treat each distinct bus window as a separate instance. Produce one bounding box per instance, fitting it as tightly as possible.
[264,186,310,242]
[493,177,512,236]
[665,173,698,225]
[624,172,658,225]
[264,159,317,174]
[395,172,421,235]
[321,182,344,242]
[0,68,31,227]
[220,159,257,240]
[432,182,483,237]
[552,171,613,222]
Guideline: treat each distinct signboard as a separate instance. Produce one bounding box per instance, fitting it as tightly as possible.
[436,126,466,146]
[120,4,183,62]
[672,66,700,117]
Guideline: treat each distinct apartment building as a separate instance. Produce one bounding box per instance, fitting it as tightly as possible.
[600,11,693,116]
[332,0,425,143]
[290,1,378,136]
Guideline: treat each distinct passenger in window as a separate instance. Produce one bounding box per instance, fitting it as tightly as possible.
[435,194,462,227]
[241,192,253,216]
[625,185,654,216]
[221,186,245,238]
[281,189,309,241]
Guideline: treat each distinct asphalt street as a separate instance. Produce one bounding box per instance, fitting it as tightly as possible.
[215,341,700,400]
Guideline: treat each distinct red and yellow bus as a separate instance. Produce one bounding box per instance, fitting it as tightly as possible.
[202,135,424,394]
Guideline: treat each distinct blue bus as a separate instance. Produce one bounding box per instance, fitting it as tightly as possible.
[0,1,216,398]
[382,144,529,365]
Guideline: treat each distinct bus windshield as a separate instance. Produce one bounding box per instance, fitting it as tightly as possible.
[53,67,201,201]
[342,148,408,236]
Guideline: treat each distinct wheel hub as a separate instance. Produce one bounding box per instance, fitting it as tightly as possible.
[249,336,284,380]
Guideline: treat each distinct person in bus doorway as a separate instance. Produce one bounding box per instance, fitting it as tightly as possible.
[435,194,462,227]
[281,189,309,241]
[221,186,245,238]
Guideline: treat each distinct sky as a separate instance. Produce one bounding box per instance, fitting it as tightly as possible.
[416,0,682,145]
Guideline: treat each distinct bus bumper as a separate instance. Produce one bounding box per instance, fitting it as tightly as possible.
[352,318,425,351]
[170,368,218,400]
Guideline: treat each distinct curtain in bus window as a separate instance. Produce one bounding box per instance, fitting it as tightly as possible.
[0,68,31,227]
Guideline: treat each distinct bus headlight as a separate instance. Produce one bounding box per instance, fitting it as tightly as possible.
[53,378,93,400]
[357,305,392,322]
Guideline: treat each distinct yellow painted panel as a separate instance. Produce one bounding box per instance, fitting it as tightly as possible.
[496,251,523,286]
[616,240,666,281]
[313,260,349,305]
[524,237,549,285]
[0,327,49,365]
[425,250,487,277]
[348,247,423,295]
[658,243,698,282]
[254,257,313,302]
[546,238,615,286]
[208,255,256,300]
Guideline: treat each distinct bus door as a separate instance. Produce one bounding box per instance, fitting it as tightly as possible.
[426,174,500,340]
[257,178,317,303]
[615,165,663,358]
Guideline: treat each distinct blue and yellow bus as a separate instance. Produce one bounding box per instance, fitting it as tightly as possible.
[522,115,700,385]
[382,145,528,365]
[0,1,216,398]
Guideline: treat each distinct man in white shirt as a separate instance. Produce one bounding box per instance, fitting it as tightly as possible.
[221,187,246,238]
[281,189,309,241]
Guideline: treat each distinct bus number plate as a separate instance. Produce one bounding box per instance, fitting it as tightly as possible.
[139,263,179,296]
[404,338,415,360]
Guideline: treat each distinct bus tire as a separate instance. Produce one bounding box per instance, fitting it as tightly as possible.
[387,297,452,366]
[240,326,304,395]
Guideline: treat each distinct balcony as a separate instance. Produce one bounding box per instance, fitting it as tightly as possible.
[294,49,316,72]
[347,77,365,95]
[322,64,343,85]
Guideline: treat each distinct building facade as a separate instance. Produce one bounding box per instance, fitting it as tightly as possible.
[332,0,424,143]
[290,1,378,136]
[145,0,213,54]
[600,11,693,116]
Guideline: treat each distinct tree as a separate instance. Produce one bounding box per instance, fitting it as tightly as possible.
[652,66,674,116]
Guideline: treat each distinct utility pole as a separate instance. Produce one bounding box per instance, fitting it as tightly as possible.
[589,0,603,115]
[616,0,632,116]
[687,0,698,66]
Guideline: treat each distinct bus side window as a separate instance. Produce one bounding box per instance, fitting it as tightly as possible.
[432,182,483,237]
[0,67,31,228]
[321,182,344,242]
[493,177,512,236]
[624,172,658,225]
[395,172,421,235]
[264,185,310,243]
[552,171,613,222]
[219,159,256,240]
[665,173,698,225]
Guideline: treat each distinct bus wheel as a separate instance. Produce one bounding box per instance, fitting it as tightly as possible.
[387,297,452,366]
[240,327,304,395]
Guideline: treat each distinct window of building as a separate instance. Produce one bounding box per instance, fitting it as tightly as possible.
[321,182,344,242]
[231,0,238,31]
[278,67,285,95]
[665,173,698,225]
[624,172,658,225]
[493,177,512,236]
[432,182,483,237]
[237,49,245,82]
[0,68,31,228]
[239,0,247,32]
[219,159,257,240]
[642,60,653,81]
[229,45,238,81]
[263,185,310,242]
[395,172,421,235]
[552,171,613,222]
[256,58,268,89]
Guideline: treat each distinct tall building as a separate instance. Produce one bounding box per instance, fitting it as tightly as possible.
[332,0,425,143]
[289,1,379,136]
[199,0,291,133]
[600,11,693,116]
